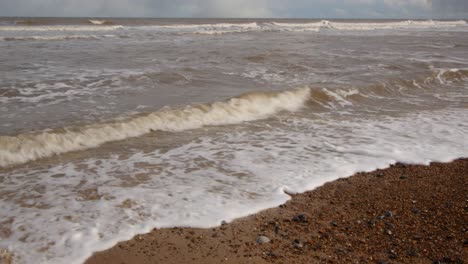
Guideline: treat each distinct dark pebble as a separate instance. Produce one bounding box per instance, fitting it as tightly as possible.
[221,220,227,226]
[376,172,384,177]
[377,261,388,264]
[411,207,420,214]
[330,221,338,227]
[368,219,376,227]
[293,239,303,249]
[400,175,408,179]
[407,248,418,257]
[377,215,385,220]
[292,214,308,223]
[385,211,393,218]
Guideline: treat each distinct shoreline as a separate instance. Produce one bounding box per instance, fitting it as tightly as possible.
[86,159,467,264]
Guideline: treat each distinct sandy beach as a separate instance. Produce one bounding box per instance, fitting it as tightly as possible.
[86,159,467,264]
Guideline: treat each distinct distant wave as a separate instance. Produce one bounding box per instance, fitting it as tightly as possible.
[132,20,467,34]
[88,19,114,25]
[0,25,123,31]
[0,88,311,167]
[270,20,467,32]
[0,34,115,41]
[1,20,465,34]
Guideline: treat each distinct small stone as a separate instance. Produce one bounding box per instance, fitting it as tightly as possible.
[385,229,393,236]
[407,248,418,257]
[221,220,227,226]
[400,175,408,179]
[377,215,385,220]
[411,208,420,214]
[330,221,338,227]
[376,173,384,177]
[385,211,393,218]
[292,214,308,223]
[293,239,303,249]
[377,261,387,264]
[367,219,376,227]
[256,236,270,244]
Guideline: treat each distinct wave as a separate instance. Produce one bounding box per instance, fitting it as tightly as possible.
[270,20,467,32]
[0,34,115,41]
[128,20,467,34]
[0,87,310,167]
[88,19,113,25]
[1,20,465,34]
[0,25,123,31]
[135,22,261,34]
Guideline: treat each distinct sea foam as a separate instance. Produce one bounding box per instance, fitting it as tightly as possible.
[0,87,310,167]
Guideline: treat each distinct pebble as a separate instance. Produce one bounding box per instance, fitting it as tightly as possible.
[376,172,385,177]
[256,236,271,244]
[292,213,308,223]
[221,220,227,226]
[407,248,418,257]
[293,239,303,249]
[385,211,393,218]
[400,175,408,179]
[330,221,338,227]
[411,207,420,214]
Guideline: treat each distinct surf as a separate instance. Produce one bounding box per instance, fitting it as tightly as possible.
[0,87,311,167]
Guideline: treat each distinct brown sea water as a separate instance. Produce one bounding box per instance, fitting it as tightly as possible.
[0,18,467,264]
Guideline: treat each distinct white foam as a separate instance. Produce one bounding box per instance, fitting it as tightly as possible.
[269,20,468,32]
[134,22,261,34]
[0,25,123,31]
[0,87,311,167]
[1,108,466,264]
[88,20,107,25]
[0,35,114,41]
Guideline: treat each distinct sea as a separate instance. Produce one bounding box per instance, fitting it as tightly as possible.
[0,17,467,264]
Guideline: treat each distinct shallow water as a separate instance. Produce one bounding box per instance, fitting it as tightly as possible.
[0,18,467,264]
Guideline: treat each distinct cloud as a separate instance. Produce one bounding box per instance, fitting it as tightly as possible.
[0,0,466,18]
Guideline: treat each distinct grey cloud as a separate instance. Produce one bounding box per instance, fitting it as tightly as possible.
[0,0,467,18]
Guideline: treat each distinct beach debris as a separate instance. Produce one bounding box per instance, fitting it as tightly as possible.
[256,236,270,244]
[292,214,308,223]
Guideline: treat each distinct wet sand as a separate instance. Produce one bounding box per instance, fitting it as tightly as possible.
[86,159,467,264]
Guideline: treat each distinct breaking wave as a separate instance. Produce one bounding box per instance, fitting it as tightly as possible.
[129,20,467,34]
[0,34,115,41]
[0,87,311,167]
[88,20,114,25]
[0,25,123,31]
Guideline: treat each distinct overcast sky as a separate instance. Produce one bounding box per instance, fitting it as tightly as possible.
[0,0,467,19]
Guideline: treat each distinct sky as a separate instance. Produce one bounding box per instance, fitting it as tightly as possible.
[0,0,467,19]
